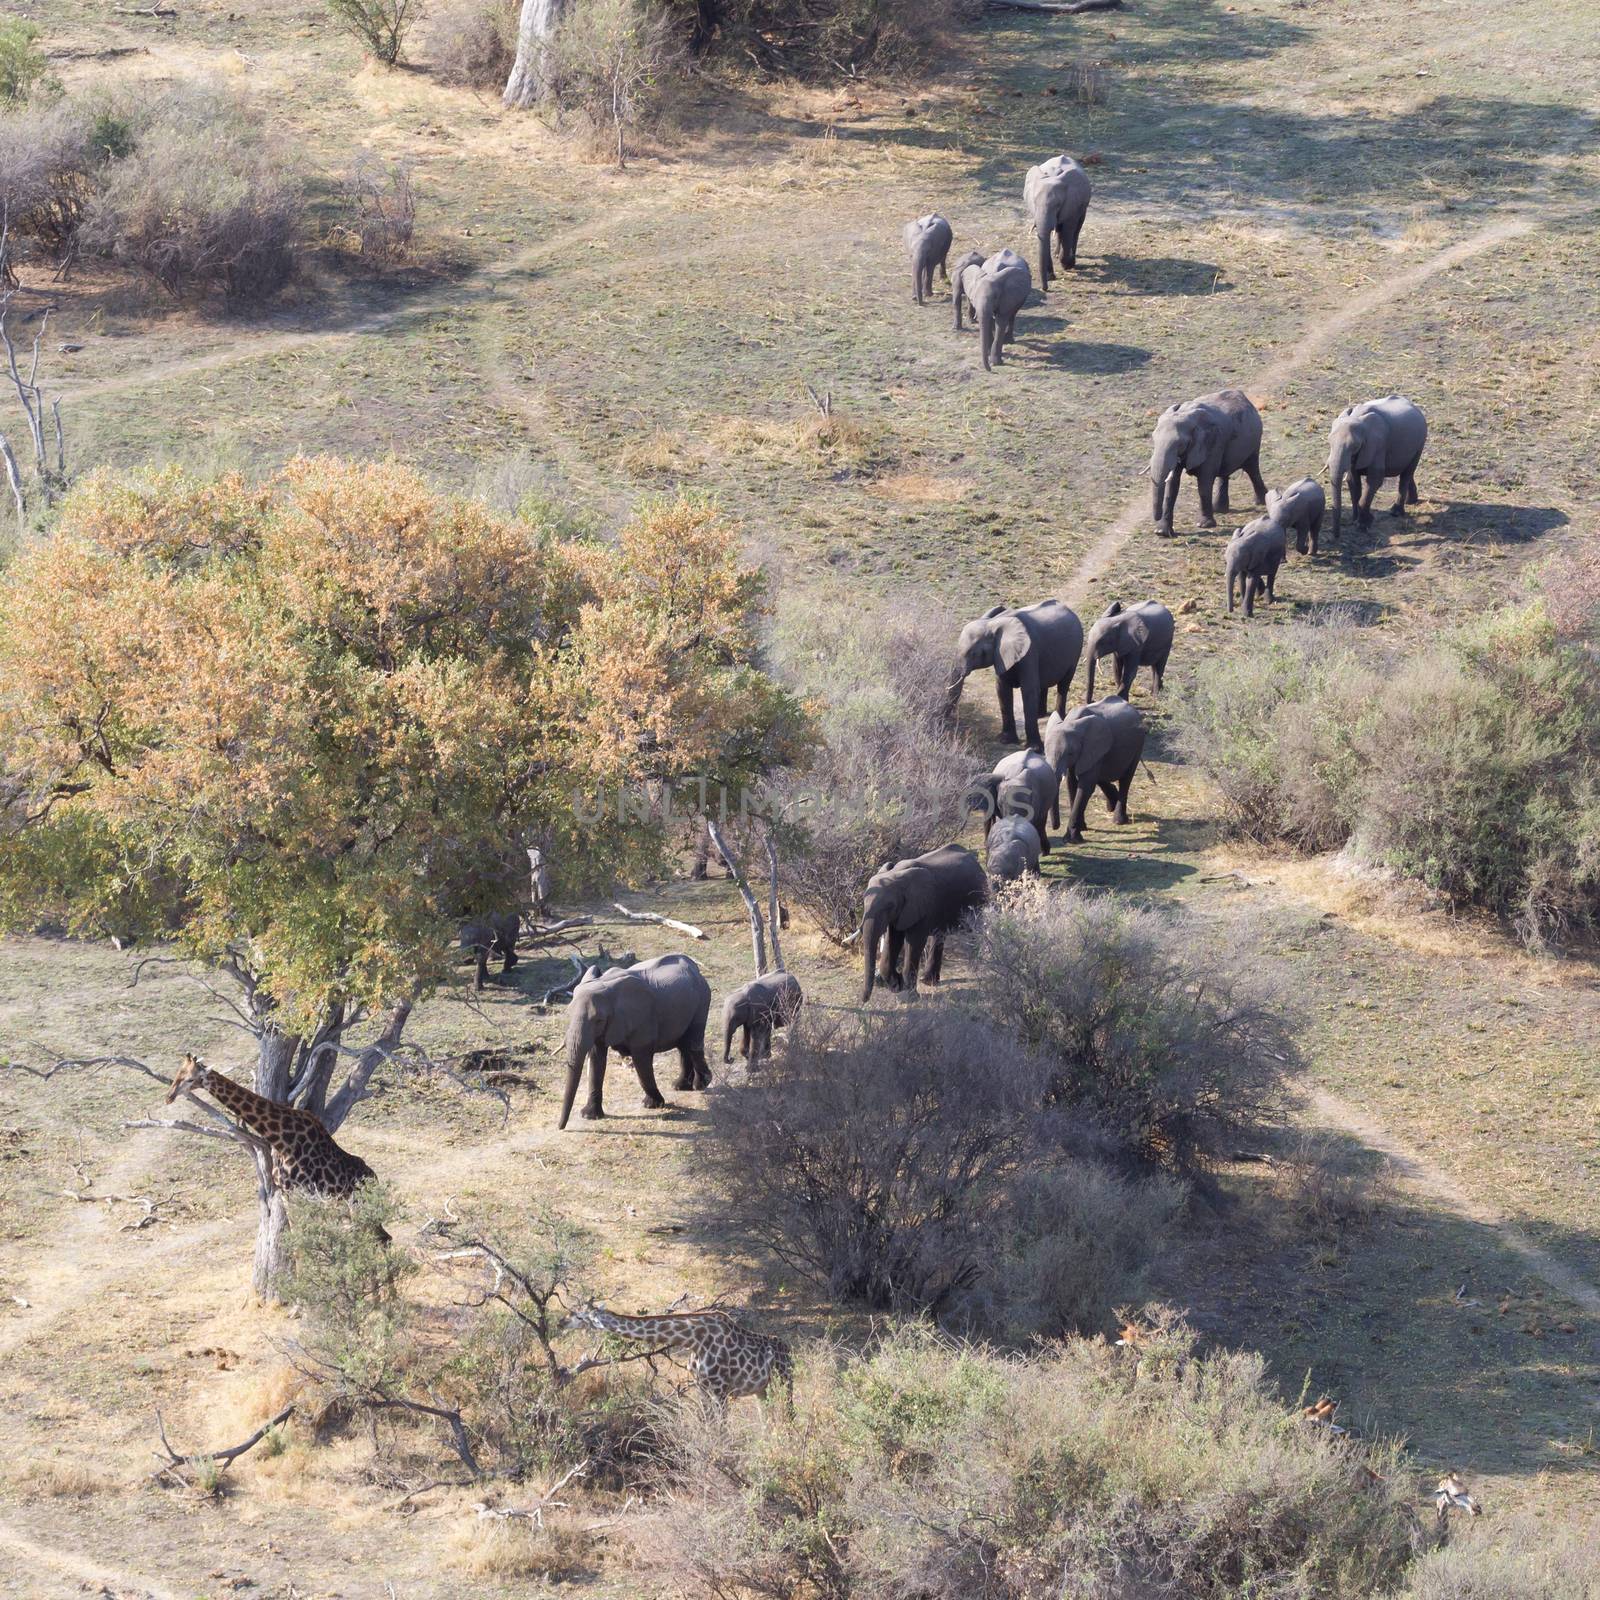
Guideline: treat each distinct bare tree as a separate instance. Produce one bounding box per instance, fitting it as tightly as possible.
[0,217,66,528]
[503,0,569,106]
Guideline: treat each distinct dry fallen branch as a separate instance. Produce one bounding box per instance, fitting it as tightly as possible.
[982,0,1124,11]
[472,1460,590,1526]
[150,1403,295,1487]
[610,902,705,939]
[60,1187,160,1229]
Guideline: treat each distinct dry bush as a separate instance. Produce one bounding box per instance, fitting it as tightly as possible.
[448,1514,591,1580]
[1540,537,1600,645]
[712,412,892,477]
[704,1006,1171,1329]
[1066,57,1108,105]
[1398,1527,1600,1600]
[1272,1130,1395,1240]
[974,881,1294,1173]
[0,101,109,267]
[765,584,970,943]
[653,1320,1422,1600]
[335,155,416,262]
[326,0,425,64]
[82,87,303,305]
[429,0,520,88]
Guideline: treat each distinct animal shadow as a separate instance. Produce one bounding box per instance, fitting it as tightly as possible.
[1090,254,1228,297]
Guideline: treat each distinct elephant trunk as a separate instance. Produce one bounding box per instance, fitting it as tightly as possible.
[1034,205,1052,286]
[1084,640,1099,701]
[1328,441,1350,542]
[558,1015,591,1130]
[862,911,884,1002]
[944,660,968,715]
[723,1009,738,1064]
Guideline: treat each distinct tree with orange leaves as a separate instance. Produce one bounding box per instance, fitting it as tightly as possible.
[0,460,805,1290]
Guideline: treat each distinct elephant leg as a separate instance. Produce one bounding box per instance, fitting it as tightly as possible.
[922,935,946,985]
[1403,455,1422,504]
[1197,473,1217,530]
[691,1041,712,1089]
[1159,471,1181,536]
[881,926,906,991]
[499,938,518,974]
[996,674,1019,745]
[1266,565,1278,603]
[1151,652,1169,694]
[1065,216,1084,268]
[1054,678,1070,719]
[901,933,929,997]
[1113,774,1134,825]
[474,946,489,992]
[1049,787,1061,832]
[583,1045,610,1119]
[1245,574,1260,617]
[1358,472,1380,528]
[740,1023,751,1062]
[1215,471,1231,514]
[633,1051,668,1109]
[1245,452,1268,505]
[1118,655,1136,697]
[1066,781,1091,842]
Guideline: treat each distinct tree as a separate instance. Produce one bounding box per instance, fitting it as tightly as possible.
[0,461,803,1291]
[503,0,569,107]
[324,0,425,65]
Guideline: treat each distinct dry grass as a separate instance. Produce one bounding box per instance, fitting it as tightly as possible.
[15,1459,118,1498]
[616,427,705,477]
[709,412,893,476]
[447,1513,591,1580]
[863,470,972,504]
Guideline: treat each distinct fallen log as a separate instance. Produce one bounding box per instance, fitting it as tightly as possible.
[983,0,1124,12]
[610,902,706,940]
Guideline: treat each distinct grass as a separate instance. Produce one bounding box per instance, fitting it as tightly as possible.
[3,0,1599,1588]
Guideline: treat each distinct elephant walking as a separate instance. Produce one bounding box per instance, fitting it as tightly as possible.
[1328,395,1427,541]
[967,748,1059,855]
[950,248,986,330]
[957,249,1032,370]
[986,816,1042,883]
[1225,514,1287,616]
[1271,477,1326,556]
[1150,389,1268,536]
[722,972,803,1064]
[459,911,519,992]
[903,213,953,305]
[1023,154,1092,288]
[1044,697,1148,843]
[861,844,988,1002]
[559,954,712,1128]
[947,598,1083,751]
[1083,600,1174,701]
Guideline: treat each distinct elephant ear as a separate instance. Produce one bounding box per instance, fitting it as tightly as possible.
[997,615,1031,672]
[1122,612,1150,652]
[1075,710,1117,770]
[1100,599,1123,619]
[980,604,1007,620]
[1189,415,1220,462]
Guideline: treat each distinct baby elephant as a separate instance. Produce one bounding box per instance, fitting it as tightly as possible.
[1225,513,1287,616]
[986,816,1042,883]
[1271,478,1326,556]
[957,249,1032,371]
[459,911,519,992]
[903,214,953,306]
[950,248,986,330]
[722,972,803,1064]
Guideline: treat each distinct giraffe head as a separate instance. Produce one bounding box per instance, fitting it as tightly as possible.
[562,1302,607,1334]
[166,1053,208,1104]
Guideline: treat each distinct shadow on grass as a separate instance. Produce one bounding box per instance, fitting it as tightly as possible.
[1089,254,1230,297]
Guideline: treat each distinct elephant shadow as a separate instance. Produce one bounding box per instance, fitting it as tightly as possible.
[1298,598,1388,627]
[1086,255,1229,297]
[1423,501,1569,547]
[1017,316,1153,375]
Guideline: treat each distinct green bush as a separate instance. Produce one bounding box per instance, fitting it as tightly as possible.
[0,20,53,108]
[1177,607,1600,948]
[654,1319,1422,1600]
[325,0,425,64]
[974,880,1294,1172]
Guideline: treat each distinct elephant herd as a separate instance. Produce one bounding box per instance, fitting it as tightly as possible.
[905,156,1432,617]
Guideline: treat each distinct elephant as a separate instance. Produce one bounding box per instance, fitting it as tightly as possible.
[558,954,712,1129]
[1327,395,1427,541]
[1225,513,1286,616]
[1083,600,1174,701]
[722,971,803,1064]
[1023,154,1092,289]
[459,911,519,992]
[947,598,1083,751]
[1044,697,1148,842]
[986,816,1041,883]
[1149,389,1268,536]
[966,748,1059,855]
[861,844,988,1002]
[1272,477,1326,556]
[957,249,1031,371]
[903,213,953,305]
[950,248,986,330]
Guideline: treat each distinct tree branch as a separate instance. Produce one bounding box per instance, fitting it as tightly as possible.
[610,902,705,939]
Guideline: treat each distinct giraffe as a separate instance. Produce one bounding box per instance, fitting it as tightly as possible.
[566,1304,793,1408]
[166,1054,378,1197]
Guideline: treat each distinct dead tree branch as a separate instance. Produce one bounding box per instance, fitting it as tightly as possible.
[707,819,767,976]
[981,0,1123,11]
[150,1403,295,1487]
[762,827,785,974]
[610,902,706,939]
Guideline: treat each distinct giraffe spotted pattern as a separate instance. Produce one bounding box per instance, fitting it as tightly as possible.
[567,1304,793,1407]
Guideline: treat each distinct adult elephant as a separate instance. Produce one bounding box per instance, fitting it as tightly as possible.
[957,249,1032,370]
[1327,395,1427,541]
[459,911,519,992]
[1083,600,1174,701]
[558,954,712,1129]
[967,748,1059,855]
[986,816,1041,883]
[903,213,953,305]
[722,971,803,1063]
[861,844,988,1002]
[1023,154,1092,289]
[947,598,1083,751]
[1150,389,1267,536]
[1044,697,1148,842]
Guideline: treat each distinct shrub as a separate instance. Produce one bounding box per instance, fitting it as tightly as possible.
[430,0,520,88]
[325,0,426,64]
[0,101,109,266]
[83,89,303,305]
[543,0,684,167]
[335,155,416,261]
[973,880,1294,1172]
[704,1006,1170,1328]
[1398,1528,1600,1600]
[0,19,53,108]
[765,586,972,944]
[1540,536,1600,646]
[653,1320,1422,1600]
[1271,1130,1395,1240]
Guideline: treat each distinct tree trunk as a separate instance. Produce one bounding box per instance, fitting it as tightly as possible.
[707,819,767,977]
[762,828,785,974]
[251,1148,289,1299]
[504,0,568,107]
[256,1026,301,1103]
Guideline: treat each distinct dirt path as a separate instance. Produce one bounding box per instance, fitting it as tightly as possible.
[0,1519,178,1600]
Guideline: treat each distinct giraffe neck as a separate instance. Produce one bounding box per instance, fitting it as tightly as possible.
[588,1309,701,1348]
[195,1068,295,1146]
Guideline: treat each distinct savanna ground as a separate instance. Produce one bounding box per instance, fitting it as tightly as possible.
[3,0,1600,1592]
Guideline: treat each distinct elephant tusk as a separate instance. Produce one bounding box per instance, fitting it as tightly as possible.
[841,923,863,945]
